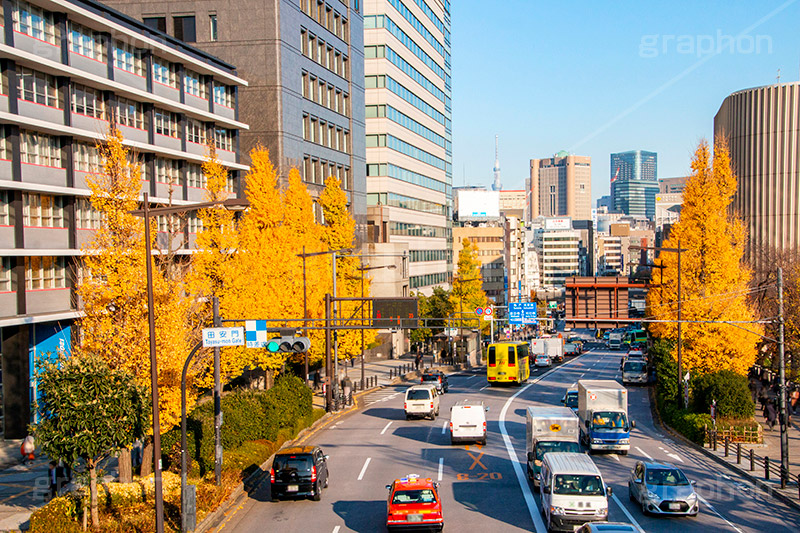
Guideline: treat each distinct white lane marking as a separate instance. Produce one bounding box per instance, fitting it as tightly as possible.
[635,446,653,460]
[468,375,481,380]
[696,493,744,533]
[381,421,393,435]
[611,454,620,462]
[441,419,448,434]
[658,446,684,463]
[611,493,645,532]
[357,457,372,481]
[332,527,340,533]
[479,385,489,391]
[438,457,444,481]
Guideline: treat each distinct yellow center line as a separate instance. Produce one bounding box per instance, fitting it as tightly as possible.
[0,486,35,505]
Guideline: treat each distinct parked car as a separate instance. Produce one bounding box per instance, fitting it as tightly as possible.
[386,474,444,531]
[628,461,699,516]
[270,446,329,501]
[421,370,449,393]
[535,354,552,367]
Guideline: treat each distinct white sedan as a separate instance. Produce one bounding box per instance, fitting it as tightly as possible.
[534,354,551,367]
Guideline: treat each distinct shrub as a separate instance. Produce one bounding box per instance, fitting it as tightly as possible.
[29,494,83,533]
[691,370,755,419]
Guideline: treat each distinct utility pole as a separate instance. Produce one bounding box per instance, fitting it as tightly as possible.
[778,267,789,488]
[213,297,222,486]
[332,253,339,390]
[677,238,684,408]
[325,293,333,411]
[302,246,308,385]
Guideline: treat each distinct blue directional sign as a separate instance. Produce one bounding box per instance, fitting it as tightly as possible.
[508,302,538,325]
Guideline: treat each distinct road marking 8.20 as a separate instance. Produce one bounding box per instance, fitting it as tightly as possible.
[456,472,502,480]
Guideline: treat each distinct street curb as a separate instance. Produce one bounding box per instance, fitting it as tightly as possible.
[647,386,800,514]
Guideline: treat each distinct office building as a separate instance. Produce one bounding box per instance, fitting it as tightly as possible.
[0,0,247,437]
[105,0,367,226]
[453,225,505,304]
[504,217,525,303]
[596,195,612,211]
[528,151,592,222]
[531,218,580,287]
[610,150,658,219]
[597,236,623,275]
[364,0,452,294]
[659,176,687,194]
[714,82,800,269]
[499,189,526,220]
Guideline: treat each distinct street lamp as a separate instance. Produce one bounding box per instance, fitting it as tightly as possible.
[356,262,396,389]
[131,194,248,532]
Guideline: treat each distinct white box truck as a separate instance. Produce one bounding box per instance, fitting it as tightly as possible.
[608,332,623,350]
[530,338,546,356]
[543,337,564,363]
[526,406,581,488]
[578,380,634,454]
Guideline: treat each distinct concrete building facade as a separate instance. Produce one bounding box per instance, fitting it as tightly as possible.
[714,82,800,269]
[610,150,658,219]
[364,0,452,294]
[531,219,580,288]
[105,0,367,227]
[528,151,591,222]
[453,225,504,304]
[499,189,525,220]
[0,0,247,437]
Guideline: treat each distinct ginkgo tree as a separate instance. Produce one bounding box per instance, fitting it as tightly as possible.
[450,238,490,337]
[646,139,761,375]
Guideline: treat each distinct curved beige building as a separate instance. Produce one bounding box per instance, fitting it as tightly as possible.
[714,82,800,269]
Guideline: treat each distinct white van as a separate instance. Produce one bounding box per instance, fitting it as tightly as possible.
[404,385,439,420]
[449,400,489,445]
[540,452,611,532]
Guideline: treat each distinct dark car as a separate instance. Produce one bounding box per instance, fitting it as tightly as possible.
[270,446,329,501]
[421,371,449,393]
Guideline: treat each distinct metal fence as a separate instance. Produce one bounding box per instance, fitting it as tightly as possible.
[706,428,797,491]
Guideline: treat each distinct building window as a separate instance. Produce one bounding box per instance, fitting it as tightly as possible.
[0,257,11,293]
[155,158,181,185]
[213,83,234,108]
[187,213,203,233]
[184,70,207,99]
[20,131,61,167]
[71,84,105,119]
[186,118,207,144]
[173,15,196,42]
[114,97,147,129]
[209,14,218,41]
[113,41,145,76]
[214,127,233,151]
[22,193,65,227]
[25,256,66,290]
[186,163,205,188]
[225,173,235,193]
[13,0,57,44]
[73,142,100,173]
[18,67,61,108]
[153,58,178,88]
[68,22,104,61]
[0,191,13,226]
[154,109,179,138]
[143,16,167,33]
[76,197,101,229]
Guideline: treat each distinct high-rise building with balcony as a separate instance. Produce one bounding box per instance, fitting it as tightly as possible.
[0,0,247,438]
[104,0,367,227]
[610,150,658,219]
[364,0,452,295]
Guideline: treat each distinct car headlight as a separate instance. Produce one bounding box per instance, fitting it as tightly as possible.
[550,506,566,515]
[595,507,608,516]
[592,439,603,444]
[646,490,661,501]
[618,438,630,445]
[686,492,698,502]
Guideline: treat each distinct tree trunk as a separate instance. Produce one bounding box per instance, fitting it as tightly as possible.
[140,441,153,477]
[118,448,132,483]
[89,461,99,529]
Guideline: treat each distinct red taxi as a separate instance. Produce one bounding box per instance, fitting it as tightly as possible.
[385,474,444,531]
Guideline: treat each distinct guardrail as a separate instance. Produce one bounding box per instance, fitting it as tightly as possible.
[706,427,796,491]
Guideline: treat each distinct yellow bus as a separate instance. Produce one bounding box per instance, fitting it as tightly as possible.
[487,342,530,386]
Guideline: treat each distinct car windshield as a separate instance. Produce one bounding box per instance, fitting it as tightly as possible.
[592,411,628,429]
[565,392,578,408]
[623,362,647,372]
[273,455,312,472]
[535,441,581,460]
[407,389,431,400]
[392,489,437,504]
[646,468,690,486]
[553,474,604,495]
[422,375,440,382]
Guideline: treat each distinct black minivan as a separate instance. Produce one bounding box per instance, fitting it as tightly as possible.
[270,446,329,501]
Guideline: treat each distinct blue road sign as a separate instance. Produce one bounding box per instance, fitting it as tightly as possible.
[508,302,538,325]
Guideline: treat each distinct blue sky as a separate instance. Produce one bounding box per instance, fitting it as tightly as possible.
[450,0,800,202]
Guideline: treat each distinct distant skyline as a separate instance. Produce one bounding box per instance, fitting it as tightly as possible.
[450,0,800,202]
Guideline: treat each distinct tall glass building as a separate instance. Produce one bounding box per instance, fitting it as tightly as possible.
[364,0,453,294]
[610,150,658,219]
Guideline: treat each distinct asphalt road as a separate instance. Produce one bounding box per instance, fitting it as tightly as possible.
[216,335,800,532]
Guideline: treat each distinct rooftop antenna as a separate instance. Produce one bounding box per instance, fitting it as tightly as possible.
[777,68,781,85]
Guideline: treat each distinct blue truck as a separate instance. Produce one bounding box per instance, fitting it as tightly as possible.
[577,380,635,455]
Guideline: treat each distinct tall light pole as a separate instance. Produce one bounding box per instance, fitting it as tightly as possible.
[356,262,396,388]
[778,267,789,488]
[131,195,248,530]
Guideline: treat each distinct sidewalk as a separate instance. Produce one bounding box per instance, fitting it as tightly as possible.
[0,441,51,532]
[701,404,800,509]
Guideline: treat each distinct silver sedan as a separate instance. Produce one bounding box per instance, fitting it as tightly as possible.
[628,461,699,516]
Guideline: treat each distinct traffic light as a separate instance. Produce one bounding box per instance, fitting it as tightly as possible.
[265,335,311,354]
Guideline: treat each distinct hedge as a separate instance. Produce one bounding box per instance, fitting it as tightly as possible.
[162,375,312,475]
[691,370,754,419]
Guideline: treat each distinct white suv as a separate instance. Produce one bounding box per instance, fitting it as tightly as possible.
[404,385,440,420]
